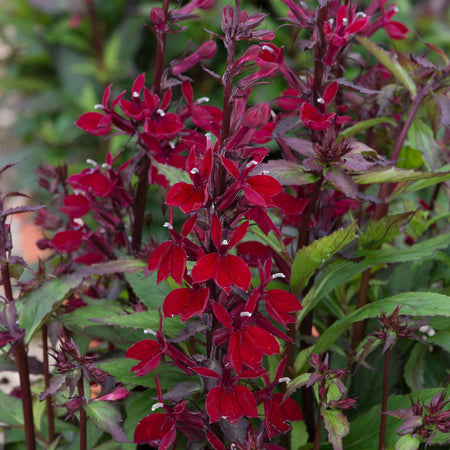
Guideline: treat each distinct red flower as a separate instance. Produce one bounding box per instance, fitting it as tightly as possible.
[134,375,204,447]
[163,285,209,322]
[147,240,187,285]
[213,302,280,373]
[264,393,303,440]
[51,229,85,253]
[191,214,251,294]
[75,111,112,136]
[126,311,193,376]
[166,146,212,213]
[195,367,258,425]
[218,155,283,210]
[246,259,302,328]
[58,194,90,218]
[300,102,336,131]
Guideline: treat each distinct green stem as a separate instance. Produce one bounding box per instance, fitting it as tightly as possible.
[378,346,391,450]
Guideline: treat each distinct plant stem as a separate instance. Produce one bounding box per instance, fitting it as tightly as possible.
[313,407,323,450]
[0,223,36,449]
[153,0,171,95]
[378,346,391,450]
[353,81,433,349]
[15,341,36,450]
[131,155,150,252]
[42,325,55,443]
[78,376,87,450]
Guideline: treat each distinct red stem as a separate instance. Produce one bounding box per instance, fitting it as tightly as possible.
[78,376,87,450]
[42,325,55,443]
[378,347,391,450]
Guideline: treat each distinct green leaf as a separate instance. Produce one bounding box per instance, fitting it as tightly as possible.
[93,311,184,337]
[125,271,171,310]
[404,343,426,391]
[258,160,318,186]
[301,233,450,319]
[394,434,421,450]
[313,292,450,355]
[397,146,422,170]
[338,117,397,140]
[353,167,450,185]
[98,358,189,390]
[0,390,24,425]
[427,330,450,352]
[358,212,414,250]
[322,409,350,450]
[85,401,131,443]
[77,259,146,276]
[355,36,417,98]
[151,160,191,186]
[290,222,357,294]
[290,420,309,450]
[19,273,85,344]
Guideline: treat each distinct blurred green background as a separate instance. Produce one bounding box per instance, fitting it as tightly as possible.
[0,0,448,191]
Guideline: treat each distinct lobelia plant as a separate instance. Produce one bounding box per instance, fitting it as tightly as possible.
[1,0,450,449]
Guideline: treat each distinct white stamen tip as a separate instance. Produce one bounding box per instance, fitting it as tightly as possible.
[94,104,103,110]
[261,170,270,175]
[317,97,325,104]
[261,44,275,53]
[393,6,399,13]
[278,377,291,384]
[144,328,157,336]
[151,402,164,411]
[163,222,174,230]
[101,163,112,169]
[356,12,366,18]
[86,158,97,166]
[169,141,176,149]
[272,272,286,279]
[196,97,210,104]
[246,160,258,168]
[221,239,229,246]
[240,311,252,317]
[190,167,200,174]
[328,18,334,26]
[132,91,140,98]
[157,108,166,116]
[342,18,348,26]
[73,218,84,227]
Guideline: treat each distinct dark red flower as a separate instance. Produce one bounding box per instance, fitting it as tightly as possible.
[163,285,209,322]
[58,194,90,218]
[148,240,187,285]
[300,102,336,131]
[213,302,280,373]
[51,229,85,253]
[191,214,251,294]
[75,111,112,136]
[195,367,258,425]
[264,393,303,440]
[166,146,212,213]
[126,311,193,376]
[134,375,204,447]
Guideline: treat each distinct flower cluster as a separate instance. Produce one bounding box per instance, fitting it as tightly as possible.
[35,0,416,447]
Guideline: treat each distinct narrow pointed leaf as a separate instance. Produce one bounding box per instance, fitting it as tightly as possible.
[85,401,132,443]
[290,222,357,294]
[19,273,86,344]
[353,167,450,184]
